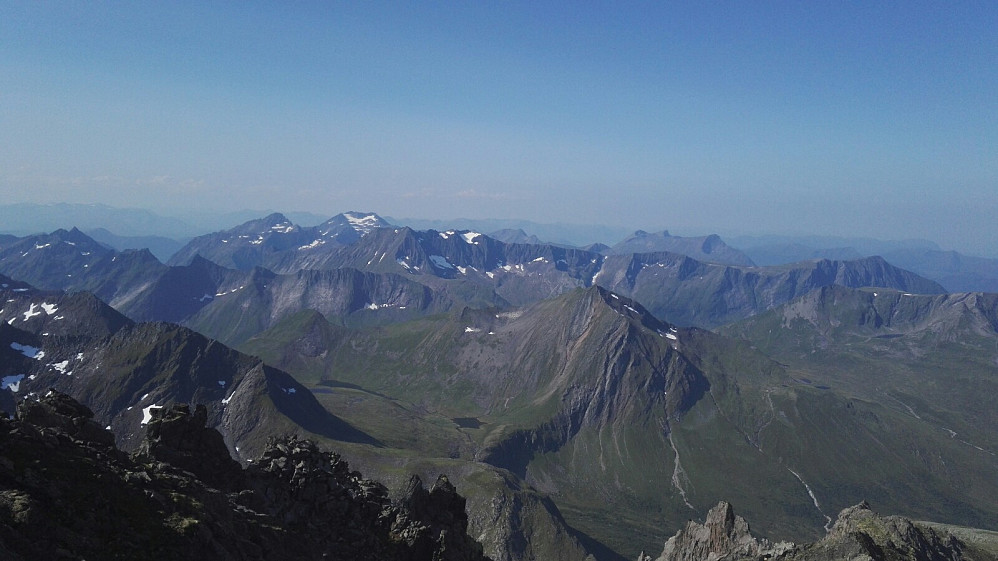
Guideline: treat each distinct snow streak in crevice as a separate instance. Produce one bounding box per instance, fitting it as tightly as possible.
[788,468,832,531]
[668,431,696,512]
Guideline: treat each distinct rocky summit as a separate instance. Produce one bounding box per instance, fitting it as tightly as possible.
[649,501,793,561]
[0,390,491,561]
[642,501,989,561]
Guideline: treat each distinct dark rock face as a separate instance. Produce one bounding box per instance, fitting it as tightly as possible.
[242,437,489,561]
[645,501,973,561]
[135,403,244,491]
[393,474,476,559]
[15,389,116,447]
[0,391,491,561]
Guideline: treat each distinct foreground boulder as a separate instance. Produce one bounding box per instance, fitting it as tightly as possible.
[0,390,491,561]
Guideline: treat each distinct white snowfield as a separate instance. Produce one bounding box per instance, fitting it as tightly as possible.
[298,239,325,250]
[140,404,164,425]
[344,212,382,234]
[11,342,42,359]
[1,374,24,392]
[17,301,59,322]
[461,232,482,244]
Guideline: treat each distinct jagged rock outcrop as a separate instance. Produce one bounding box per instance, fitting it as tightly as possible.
[15,389,116,447]
[648,501,791,561]
[241,436,489,561]
[790,501,967,561]
[644,501,980,561]
[0,391,491,561]
[135,403,245,491]
[391,474,481,559]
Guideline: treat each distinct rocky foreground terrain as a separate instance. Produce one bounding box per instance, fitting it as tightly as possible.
[0,391,491,561]
[642,500,998,561]
[3,390,998,561]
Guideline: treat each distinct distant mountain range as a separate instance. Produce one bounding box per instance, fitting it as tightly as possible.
[0,217,950,339]
[730,234,998,293]
[878,248,998,293]
[2,208,998,560]
[5,203,996,294]
[84,227,185,262]
[728,234,944,263]
[167,211,392,270]
[0,202,329,239]
[607,230,755,266]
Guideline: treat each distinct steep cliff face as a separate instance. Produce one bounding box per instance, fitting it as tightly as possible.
[99,254,237,323]
[0,391,492,561]
[474,287,711,474]
[184,266,449,346]
[770,285,998,338]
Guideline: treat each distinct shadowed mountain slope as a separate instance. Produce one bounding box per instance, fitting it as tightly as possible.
[183,266,454,347]
[0,283,375,457]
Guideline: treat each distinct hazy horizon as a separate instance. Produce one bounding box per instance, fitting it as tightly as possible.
[2,3,995,254]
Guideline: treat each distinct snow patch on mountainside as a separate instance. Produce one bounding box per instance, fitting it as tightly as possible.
[141,404,164,425]
[22,303,42,321]
[11,342,42,359]
[298,239,325,250]
[344,212,383,234]
[1,374,25,392]
[429,255,454,270]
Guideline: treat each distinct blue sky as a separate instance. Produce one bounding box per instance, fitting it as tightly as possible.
[1,1,996,253]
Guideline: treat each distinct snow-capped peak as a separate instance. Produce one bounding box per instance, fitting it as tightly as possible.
[342,212,384,234]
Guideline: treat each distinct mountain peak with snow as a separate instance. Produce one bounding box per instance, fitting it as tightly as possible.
[323,211,390,236]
